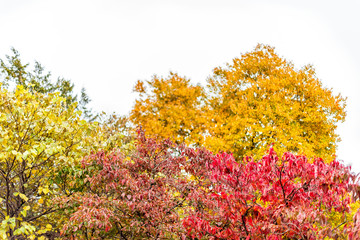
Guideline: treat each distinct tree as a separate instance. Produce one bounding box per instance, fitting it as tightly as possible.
[130,45,346,161]
[59,129,193,239]
[183,148,359,239]
[206,44,346,160]
[0,86,99,239]
[0,48,96,121]
[130,72,206,146]
[63,131,360,239]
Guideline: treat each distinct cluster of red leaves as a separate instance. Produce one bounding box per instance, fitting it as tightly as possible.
[60,130,195,239]
[183,148,359,239]
[60,131,360,239]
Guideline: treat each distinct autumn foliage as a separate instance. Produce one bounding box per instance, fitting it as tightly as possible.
[131,45,346,161]
[59,129,194,239]
[0,46,356,239]
[131,73,206,146]
[0,86,99,239]
[60,131,360,239]
[183,148,359,239]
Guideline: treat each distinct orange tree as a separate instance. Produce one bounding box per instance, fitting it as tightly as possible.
[205,44,346,160]
[131,72,206,146]
[131,45,346,161]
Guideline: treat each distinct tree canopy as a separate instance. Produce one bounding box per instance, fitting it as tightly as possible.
[131,72,206,146]
[0,48,95,121]
[0,86,99,239]
[131,45,346,161]
[0,45,354,239]
[206,44,346,160]
[62,131,360,239]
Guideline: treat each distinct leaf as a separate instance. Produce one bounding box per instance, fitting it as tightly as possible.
[19,193,28,202]
[42,188,49,195]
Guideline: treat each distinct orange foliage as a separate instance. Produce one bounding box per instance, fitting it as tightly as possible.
[131,45,346,161]
[131,72,206,146]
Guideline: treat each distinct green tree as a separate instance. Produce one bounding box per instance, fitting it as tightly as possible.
[98,113,134,152]
[0,48,95,121]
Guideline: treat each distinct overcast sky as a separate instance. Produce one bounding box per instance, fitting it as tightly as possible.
[0,0,359,171]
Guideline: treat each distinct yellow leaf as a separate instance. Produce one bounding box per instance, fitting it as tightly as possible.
[42,188,50,194]
[19,193,28,202]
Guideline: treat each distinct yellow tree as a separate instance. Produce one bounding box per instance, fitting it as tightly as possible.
[0,85,99,239]
[130,72,206,146]
[206,44,346,160]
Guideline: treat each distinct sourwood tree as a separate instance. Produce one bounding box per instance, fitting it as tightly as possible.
[62,131,360,239]
[183,148,360,239]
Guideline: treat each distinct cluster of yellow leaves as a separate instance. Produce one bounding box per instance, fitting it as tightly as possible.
[131,72,206,147]
[206,44,346,161]
[131,45,346,162]
[315,200,360,239]
[0,85,100,239]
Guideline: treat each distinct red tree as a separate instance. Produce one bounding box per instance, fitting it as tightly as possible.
[183,148,359,239]
[59,131,360,239]
[59,130,196,239]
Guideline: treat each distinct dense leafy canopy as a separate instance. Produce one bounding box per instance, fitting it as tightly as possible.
[0,45,356,239]
[0,86,99,239]
[59,129,192,239]
[62,132,360,239]
[184,148,358,239]
[131,72,206,146]
[131,45,346,161]
[206,44,346,160]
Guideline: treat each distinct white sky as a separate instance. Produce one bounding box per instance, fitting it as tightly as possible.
[0,0,359,171]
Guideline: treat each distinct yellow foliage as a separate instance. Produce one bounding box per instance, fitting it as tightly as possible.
[206,44,346,161]
[131,72,206,146]
[0,85,99,238]
[130,45,346,162]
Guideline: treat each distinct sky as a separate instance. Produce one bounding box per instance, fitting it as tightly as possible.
[0,0,359,171]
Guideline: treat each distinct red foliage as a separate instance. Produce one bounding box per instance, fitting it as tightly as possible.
[183,147,357,239]
[60,130,360,239]
[60,130,194,239]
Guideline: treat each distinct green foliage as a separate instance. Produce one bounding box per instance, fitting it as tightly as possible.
[0,48,96,121]
[98,113,134,152]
